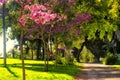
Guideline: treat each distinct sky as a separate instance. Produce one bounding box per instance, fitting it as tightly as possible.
[0,28,18,57]
[0,36,18,57]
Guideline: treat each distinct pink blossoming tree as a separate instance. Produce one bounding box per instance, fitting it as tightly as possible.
[13,0,92,80]
[15,1,61,79]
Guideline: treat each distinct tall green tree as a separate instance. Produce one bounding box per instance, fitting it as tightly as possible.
[75,0,120,62]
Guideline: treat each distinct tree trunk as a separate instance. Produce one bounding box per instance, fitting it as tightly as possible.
[84,37,103,63]
[12,49,15,58]
[36,39,41,60]
[31,49,33,60]
[72,43,85,62]
[77,43,85,62]
[55,37,58,67]
[20,28,25,80]
[43,39,48,71]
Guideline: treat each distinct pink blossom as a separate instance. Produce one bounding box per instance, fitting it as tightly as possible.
[50,14,57,20]
[24,5,30,10]
[29,34,33,38]
[29,4,57,24]
[26,0,31,4]
[31,12,38,19]
[19,3,58,25]
[47,10,52,14]
[19,15,26,26]
[44,15,51,22]
[29,3,40,12]
[41,19,46,24]
[39,5,47,11]
[34,19,41,24]
[0,0,5,4]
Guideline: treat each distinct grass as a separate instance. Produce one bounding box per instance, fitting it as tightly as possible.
[0,58,82,80]
[112,65,120,70]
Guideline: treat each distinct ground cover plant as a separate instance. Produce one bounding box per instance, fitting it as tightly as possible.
[0,58,82,80]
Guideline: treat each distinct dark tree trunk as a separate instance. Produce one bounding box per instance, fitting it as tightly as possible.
[36,39,41,60]
[72,43,85,62]
[12,49,15,58]
[77,43,85,62]
[84,36,105,63]
[31,48,33,60]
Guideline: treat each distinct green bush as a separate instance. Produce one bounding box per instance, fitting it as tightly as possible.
[61,57,69,65]
[80,47,94,63]
[103,53,118,65]
[55,53,63,64]
[115,54,120,65]
[55,53,73,65]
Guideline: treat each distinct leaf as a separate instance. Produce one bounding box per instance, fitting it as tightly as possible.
[107,32,113,41]
[100,30,105,39]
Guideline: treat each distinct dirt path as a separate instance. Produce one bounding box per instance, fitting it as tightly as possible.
[74,63,120,80]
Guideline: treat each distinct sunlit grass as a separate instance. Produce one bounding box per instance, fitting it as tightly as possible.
[112,65,120,70]
[0,58,82,80]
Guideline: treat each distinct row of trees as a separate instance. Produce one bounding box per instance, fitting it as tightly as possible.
[1,0,119,66]
[0,0,93,80]
[1,0,120,67]
[0,0,120,80]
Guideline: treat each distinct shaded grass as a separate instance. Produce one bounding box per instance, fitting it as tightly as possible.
[0,58,82,80]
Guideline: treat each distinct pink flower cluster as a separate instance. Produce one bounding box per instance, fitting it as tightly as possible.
[0,0,5,4]
[19,3,57,26]
[19,15,26,26]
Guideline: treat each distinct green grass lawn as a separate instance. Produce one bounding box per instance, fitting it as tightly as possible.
[112,65,120,70]
[0,58,82,80]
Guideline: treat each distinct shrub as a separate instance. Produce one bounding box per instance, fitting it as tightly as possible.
[115,54,120,65]
[55,53,63,64]
[103,53,118,65]
[55,53,74,65]
[80,46,94,63]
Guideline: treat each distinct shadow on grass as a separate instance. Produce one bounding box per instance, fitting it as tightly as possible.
[5,66,19,77]
[0,65,19,77]
[0,62,82,77]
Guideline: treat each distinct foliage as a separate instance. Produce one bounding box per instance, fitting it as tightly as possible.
[72,39,83,49]
[1,0,120,70]
[79,0,119,41]
[102,52,118,65]
[0,58,82,80]
[7,48,21,58]
[55,53,63,64]
[10,0,92,72]
[55,53,74,65]
[80,46,94,63]
[115,54,120,65]
[7,0,92,45]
